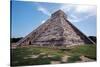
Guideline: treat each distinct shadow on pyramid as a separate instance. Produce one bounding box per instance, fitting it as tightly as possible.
[17,10,95,47]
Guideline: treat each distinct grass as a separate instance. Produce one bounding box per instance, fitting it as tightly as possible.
[49,54,61,61]
[11,57,51,66]
[67,45,96,60]
[11,44,96,66]
[67,54,81,63]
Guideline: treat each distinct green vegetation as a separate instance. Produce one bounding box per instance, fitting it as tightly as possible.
[11,44,96,66]
[68,45,96,60]
[67,54,81,63]
[11,57,51,66]
[11,37,23,43]
[49,54,61,61]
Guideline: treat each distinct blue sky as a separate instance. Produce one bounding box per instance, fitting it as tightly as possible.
[11,1,96,38]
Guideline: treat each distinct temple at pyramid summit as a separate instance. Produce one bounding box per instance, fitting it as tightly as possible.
[17,10,95,47]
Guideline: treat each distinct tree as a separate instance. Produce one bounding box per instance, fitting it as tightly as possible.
[88,36,96,44]
[11,37,23,43]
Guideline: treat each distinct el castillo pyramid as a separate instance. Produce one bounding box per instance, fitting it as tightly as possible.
[17,10,95,47]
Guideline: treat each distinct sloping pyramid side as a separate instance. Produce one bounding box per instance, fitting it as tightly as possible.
[17,10,95,46]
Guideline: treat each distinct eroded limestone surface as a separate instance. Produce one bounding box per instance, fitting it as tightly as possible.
[17,10,94,47]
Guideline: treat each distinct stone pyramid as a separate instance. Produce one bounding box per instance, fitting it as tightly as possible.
[17,10,95,47]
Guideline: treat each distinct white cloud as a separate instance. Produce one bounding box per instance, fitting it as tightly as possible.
[70,14,79,19]
[60,4,96,14]
[37,6,51,16]
[35,2,96,23]
[68,13,95,22]
[59,4,96,23]
[41,20,46,24]
[59,4,73,12]
[75,5,96,14]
